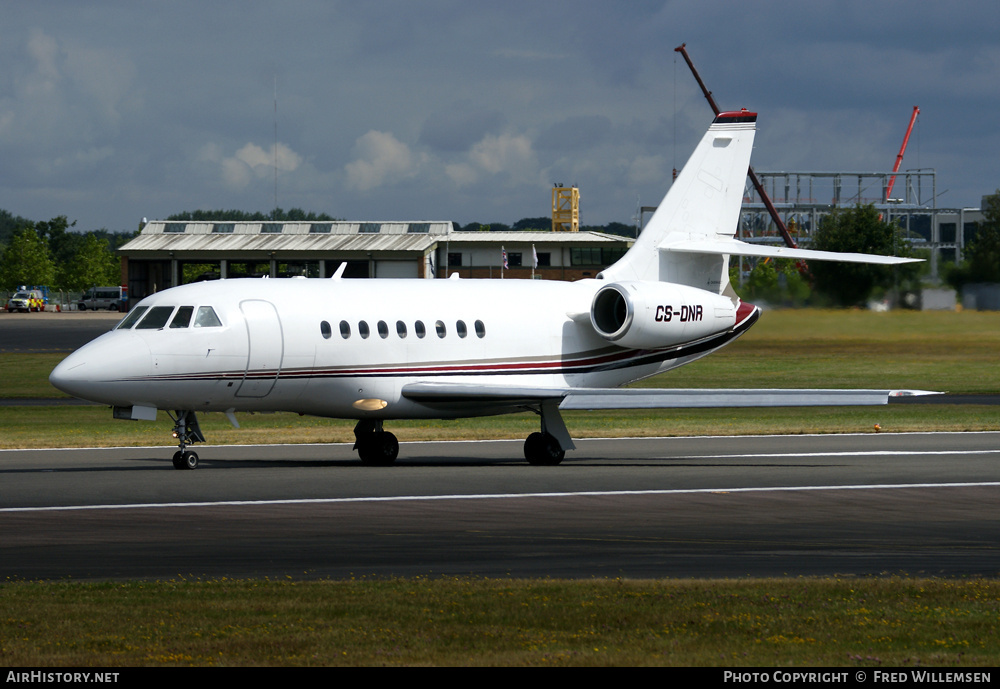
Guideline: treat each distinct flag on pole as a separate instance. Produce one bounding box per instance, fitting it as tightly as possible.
[532,244,538,268]
[502,246,508,269]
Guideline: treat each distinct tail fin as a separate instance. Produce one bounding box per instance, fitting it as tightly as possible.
[600,110,756,292]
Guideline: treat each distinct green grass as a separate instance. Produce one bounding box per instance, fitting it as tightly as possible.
[2,577,997,666]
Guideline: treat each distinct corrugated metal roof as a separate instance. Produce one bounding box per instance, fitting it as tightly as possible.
[121,221,631,256]
[140,221,451,236]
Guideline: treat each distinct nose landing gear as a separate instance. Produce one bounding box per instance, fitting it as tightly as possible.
[168,410,205,470]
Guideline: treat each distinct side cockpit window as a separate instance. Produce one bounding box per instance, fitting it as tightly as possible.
[135,306,175,330]
[116,306,148,329]
[194,306,222,328]
[169,306,194,329]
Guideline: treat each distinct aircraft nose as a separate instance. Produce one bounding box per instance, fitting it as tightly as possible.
[50,335,151,403]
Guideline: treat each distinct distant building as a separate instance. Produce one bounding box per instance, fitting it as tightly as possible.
[117,220,631,305]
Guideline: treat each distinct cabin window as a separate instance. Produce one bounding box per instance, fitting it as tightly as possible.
[435,320,446,338]
[193,306,222,328]
[414,320,426,338]
[135,306,175,330]
[377,321,389,339]
[320,321,332,339]
[358,321,370,339]
[116,306,148,329]
[169,306,194,328]
[475,320,486,338]
[456,320,468,338]
[340,321,351,339]
[396,320,407,338]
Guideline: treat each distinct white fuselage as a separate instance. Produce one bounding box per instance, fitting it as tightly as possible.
[50,276,749,420]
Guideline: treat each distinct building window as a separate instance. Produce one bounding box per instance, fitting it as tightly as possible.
[408,223,430,233]
[359,222,381,234]
[212,223,235,234]
[448,253,463,266]
[164,223,186,233]
[309,223,332,234]
[261,224,283,234]
[536,252,551,267]
[508,252,522,267]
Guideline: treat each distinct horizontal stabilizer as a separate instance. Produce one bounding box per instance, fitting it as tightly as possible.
[663,239,922,265]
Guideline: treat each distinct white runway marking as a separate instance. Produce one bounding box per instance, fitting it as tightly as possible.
[4,481,1000,514]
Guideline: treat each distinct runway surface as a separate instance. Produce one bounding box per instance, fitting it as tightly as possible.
[2,432,999,581]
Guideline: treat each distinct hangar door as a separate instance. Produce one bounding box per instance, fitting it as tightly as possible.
[236,300,283,398]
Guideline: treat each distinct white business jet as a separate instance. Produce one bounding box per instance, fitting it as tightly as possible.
[50,110,924,469]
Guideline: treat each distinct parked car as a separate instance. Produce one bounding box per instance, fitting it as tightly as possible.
[78,287,124,311]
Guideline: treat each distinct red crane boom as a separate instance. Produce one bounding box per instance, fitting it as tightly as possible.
[885,106,920,202]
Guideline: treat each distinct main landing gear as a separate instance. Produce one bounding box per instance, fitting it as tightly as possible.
[169,410,205,470]
[523,400,574,466]
[353,419,399,466]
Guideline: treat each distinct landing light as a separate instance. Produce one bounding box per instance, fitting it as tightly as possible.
[353,398,388,411]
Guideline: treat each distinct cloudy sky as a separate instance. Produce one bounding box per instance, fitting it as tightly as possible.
[2,1,998,234]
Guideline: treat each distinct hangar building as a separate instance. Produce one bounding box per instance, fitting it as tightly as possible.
[118,220,632,306]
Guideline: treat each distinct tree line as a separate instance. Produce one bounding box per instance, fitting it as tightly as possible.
[4,194,998,305]
[0,214,132,293]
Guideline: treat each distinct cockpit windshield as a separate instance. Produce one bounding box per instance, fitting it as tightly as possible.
[115,304,222,330]
[116,306,147,329]
[135,306,175,329]
[169,306,194,328]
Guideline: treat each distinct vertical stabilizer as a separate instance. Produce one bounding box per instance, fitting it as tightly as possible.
[600,111,756,291]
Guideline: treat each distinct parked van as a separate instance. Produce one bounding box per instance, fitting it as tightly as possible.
[6,289,45,312]
[78,287,124,311]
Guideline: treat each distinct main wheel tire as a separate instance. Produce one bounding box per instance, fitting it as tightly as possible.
[524,432,565,466]
[358,431,399,466]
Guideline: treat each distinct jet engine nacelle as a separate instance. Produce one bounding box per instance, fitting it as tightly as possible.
[590,281,736,350]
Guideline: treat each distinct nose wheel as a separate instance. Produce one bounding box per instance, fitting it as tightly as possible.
[172,450,199,470]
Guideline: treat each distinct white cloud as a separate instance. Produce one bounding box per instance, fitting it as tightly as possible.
[209,142,304,191]
[469,133,534,176]
[345,130,417,192]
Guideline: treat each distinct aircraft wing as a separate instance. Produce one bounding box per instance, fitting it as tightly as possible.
[401,382,939,410]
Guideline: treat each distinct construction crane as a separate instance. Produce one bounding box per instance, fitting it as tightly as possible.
[674,43,799,250]
[885,106,920,202]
